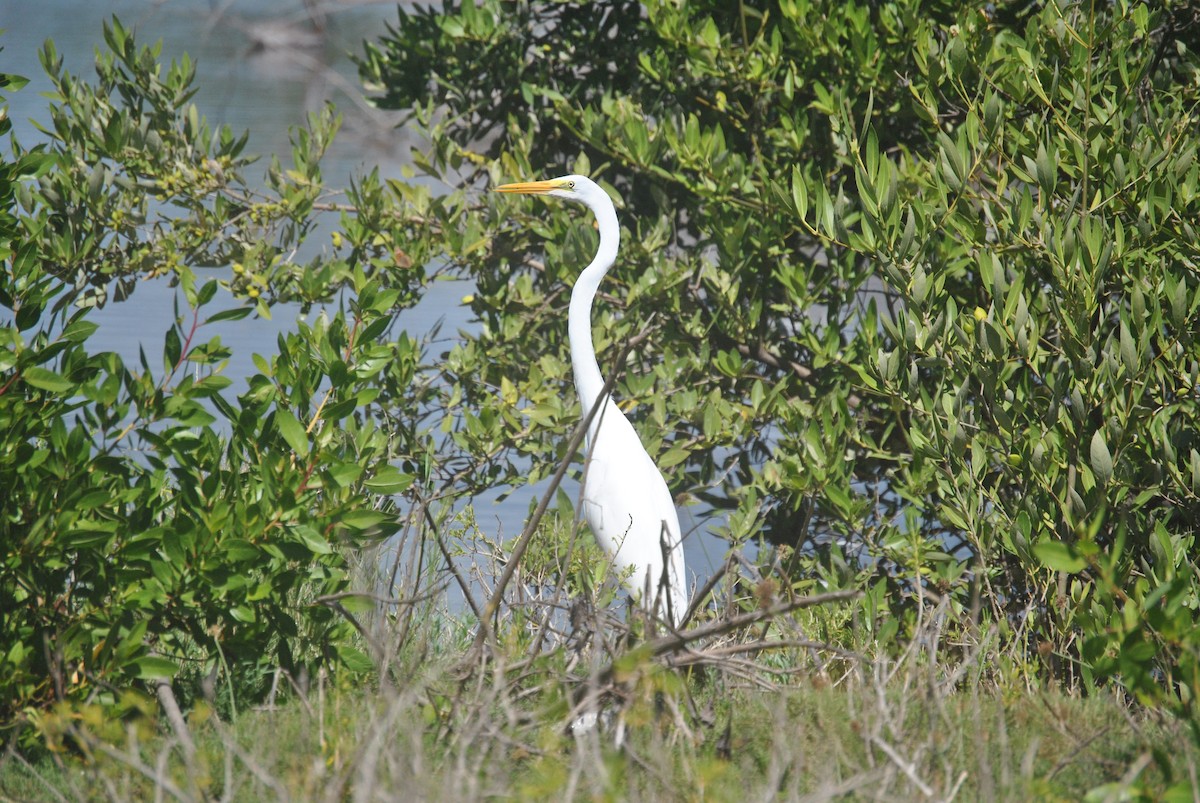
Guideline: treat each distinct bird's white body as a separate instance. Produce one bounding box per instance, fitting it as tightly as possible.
[498,175,688,625]
[580,397,688,623]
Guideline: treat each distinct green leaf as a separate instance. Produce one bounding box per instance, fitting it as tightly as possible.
[294,524,333,555]
[230,605,257,623]
[338,594,376,614]
[164,326,182,372]
[327,461,364,488]
[555,486,575,517]
[206,307,253,324]
[1119,321,1137,373]
[2,73,30,92]
[197,279,218,306]
[339,510,389,531]
[364,466,414,494]
[276,409,310,457]
[336,644,375,673]
[62,529,116,549]
[61,319,99,343]
[22,366,73,393]
[1090,430,1113,485]
[825,484,852,516]
[791,165,808,220]
[657,445,689,468]
[131,656,179,679]
[1033,541,1087,573]
[223,539,260,562]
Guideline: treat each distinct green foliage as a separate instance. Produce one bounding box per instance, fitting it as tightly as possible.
[358,0,1200,717]
[829,1,1200,713]
[5,0,1200,772]
[0,20,428,740]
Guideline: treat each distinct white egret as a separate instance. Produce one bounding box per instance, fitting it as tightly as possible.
[496,175,688,626]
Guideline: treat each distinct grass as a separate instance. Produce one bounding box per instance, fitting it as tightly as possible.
[1,677,1189,800]
[2,613,1194,801]
[3,518,1197,801]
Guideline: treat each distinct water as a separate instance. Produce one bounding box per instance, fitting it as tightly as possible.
[3,0,462,356]
[2,0,728,592]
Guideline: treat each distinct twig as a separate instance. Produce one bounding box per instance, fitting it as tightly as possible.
[680,551,731,625]
[71,727,194,803]
[410,484,484,623]
[595,589,861,681]
[798,767,891,802]
[946,770,969,802]
[315,598,370,648]
[152,679,197,765]
[2,746,71,803]
[871,735,935,798]
[1045,721,1112,781]
[206,714,293,802]
[317,577,449,668]
[315,585,448,608]
[674,637,862,665]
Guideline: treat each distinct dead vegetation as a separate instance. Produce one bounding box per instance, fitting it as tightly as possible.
[3,523,1192,802]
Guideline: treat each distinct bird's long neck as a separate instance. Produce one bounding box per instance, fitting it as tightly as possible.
[568,198,620,430]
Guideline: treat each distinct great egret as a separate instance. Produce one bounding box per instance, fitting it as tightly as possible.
[496,175,688,626]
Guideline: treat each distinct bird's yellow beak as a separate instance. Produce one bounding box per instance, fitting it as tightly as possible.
[495,179,563,194]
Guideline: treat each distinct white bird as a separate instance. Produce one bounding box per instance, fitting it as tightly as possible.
[496,175,689,626]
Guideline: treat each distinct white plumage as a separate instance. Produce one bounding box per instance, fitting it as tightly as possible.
[497,175,689,625]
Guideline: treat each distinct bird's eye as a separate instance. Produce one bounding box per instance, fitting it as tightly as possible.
[566,181,575,189]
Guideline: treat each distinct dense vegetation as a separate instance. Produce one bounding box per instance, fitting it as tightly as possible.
[3,1,1200,798]
[360,0,1200,712]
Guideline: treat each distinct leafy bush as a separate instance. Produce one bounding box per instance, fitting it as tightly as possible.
[0,20,428,739]
[358,0,1200,713]
[5,0,1200,760]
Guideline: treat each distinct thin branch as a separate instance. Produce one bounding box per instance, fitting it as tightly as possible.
[592,589,862,682]
[314,585,448,608]
[412,485,484,623]
[2,746,72,803]
[152,679,197,765]
[71,726,194,803]
[871,736,935,798]
[681,552,732,624]
[674,637,862,665]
